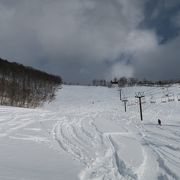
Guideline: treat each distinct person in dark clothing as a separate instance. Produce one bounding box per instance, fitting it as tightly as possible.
[158,119,162,125]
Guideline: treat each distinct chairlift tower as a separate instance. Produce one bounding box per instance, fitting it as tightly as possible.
[122,97,128,112]
[119,88,122,100]
[135,92,145,121]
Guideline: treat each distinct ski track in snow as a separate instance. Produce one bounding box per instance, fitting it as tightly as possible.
[0,85,180,179]
[52,114,138,180]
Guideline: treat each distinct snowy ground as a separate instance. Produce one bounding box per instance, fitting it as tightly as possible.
[0,85,180,180]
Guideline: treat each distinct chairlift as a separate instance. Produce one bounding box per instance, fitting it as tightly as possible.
[177,94,180,101]
[142,100,146,104]
[162,87,169,97]
[161,96,167,103]
[111,84,118,88]
[135,99,139,104]
[111,80,118,88]
[139,97,146,104]
[168,93,175,102]
[127,99,136,106]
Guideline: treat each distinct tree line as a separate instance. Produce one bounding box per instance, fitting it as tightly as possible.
[92,77,180,87]
[0,58,62,108]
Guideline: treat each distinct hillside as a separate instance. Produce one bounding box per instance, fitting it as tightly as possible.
[0,58,62,107]
[0,85,180,179]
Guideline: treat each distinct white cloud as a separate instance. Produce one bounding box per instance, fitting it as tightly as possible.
[133,33,180,80]
[125,30,158,54]
[36,0,146,63]
[108,62,134,80]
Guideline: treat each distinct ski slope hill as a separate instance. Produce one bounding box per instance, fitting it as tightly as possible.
[0,85,180,180]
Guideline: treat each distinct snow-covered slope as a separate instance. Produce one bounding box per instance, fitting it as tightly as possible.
[0,85,180,180]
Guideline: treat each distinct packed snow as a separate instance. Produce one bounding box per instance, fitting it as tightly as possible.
[0,85,180,180]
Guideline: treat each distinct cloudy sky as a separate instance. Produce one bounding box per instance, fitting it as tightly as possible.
[0,0,180,83]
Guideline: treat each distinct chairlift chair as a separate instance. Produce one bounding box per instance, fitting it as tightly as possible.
[128,99,136,106]
[127,100,133,106]
[168,93,175,102]
[142,99,146,104]
[161,96,167,103]
[177,94,180,101]
[135,99,139,105]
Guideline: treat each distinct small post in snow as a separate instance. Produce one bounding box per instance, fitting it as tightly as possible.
[135,92,145,121]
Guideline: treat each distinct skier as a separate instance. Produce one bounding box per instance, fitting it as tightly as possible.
[158,119,162,126]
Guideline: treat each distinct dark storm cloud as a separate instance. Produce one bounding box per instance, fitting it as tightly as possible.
[142,0,180,43]
[0,0,180,83]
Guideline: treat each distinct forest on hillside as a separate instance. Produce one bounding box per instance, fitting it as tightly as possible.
[0,58,62,108]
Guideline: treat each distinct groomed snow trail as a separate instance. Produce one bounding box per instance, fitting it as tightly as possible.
[0,85,180,180]
[136,103,180,180]
[47,86,147,180]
